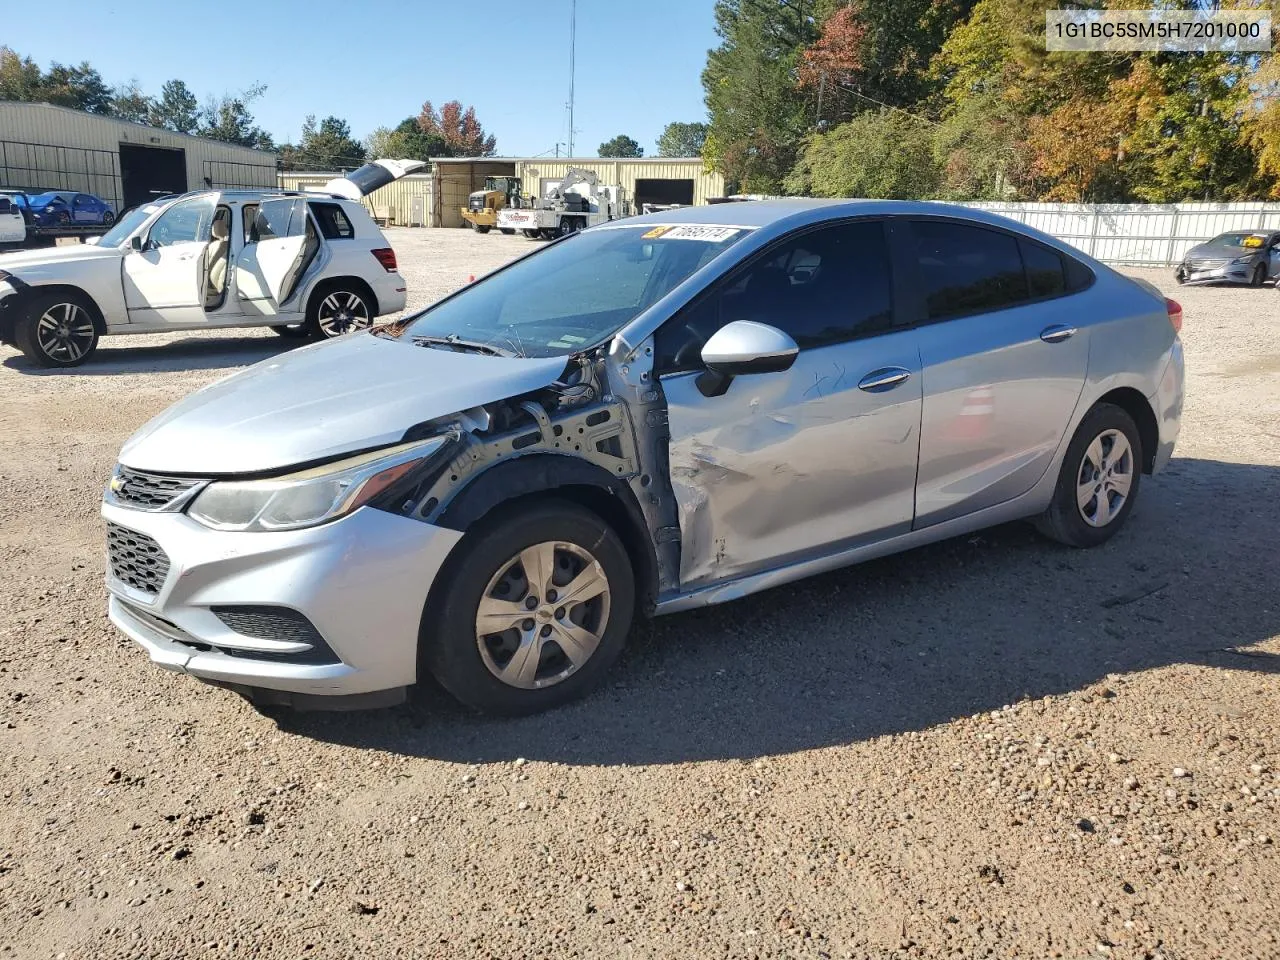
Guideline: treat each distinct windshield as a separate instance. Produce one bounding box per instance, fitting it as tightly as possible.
[97,205,157,248]
[389,224,751,357]
[1209,232,1268,248]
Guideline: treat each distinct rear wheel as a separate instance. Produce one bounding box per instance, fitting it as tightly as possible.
[475,224,491,234]
[500,228,515,235]
[522,229,541,240]
[101,211,115,226]
[1034,403,1142,548]
[306,283,374,340]
[15,291,99,367]
[423,501,635,715]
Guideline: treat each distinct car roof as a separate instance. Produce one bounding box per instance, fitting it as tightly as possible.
[623,198,1038,230]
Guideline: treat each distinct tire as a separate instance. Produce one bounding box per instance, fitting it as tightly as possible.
[55,210,70,225]
[305,282,375,340]
[14,290,99,368]
[500,228,515,235]
[423,500,636,715]
[1034,403,1143,548]
[102,211,115,226]
[522,229,541,240]
[475,224,492,234]
[1251,263,1266,287]
[269,323,309,338]
[1175,269,1187,285]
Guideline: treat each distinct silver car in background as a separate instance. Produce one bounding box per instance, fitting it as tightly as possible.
[102,200,1185,715]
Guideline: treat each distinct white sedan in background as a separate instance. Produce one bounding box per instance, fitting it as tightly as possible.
[0,160,422,367]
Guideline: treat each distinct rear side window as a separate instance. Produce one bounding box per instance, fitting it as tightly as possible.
[912,220,1028,320]
[0,198,10,214]
[310,202,355,240]
[1020,240,1066,298]
[251,199,307,241]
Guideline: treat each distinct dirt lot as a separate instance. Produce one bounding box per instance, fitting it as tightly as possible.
[1,228,1277,960]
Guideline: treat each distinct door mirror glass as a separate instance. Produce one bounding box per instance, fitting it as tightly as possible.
[696,320,798,397]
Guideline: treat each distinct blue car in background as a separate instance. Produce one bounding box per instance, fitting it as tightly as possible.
[27,191,115,226]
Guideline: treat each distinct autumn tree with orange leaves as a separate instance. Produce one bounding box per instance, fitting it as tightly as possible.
[417,100,497,157]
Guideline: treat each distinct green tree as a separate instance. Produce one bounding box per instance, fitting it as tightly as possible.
[0,46,42,102]
[111,81,153,123]
[40,61,112,113]
[656,121,708,157]
[784,109,941,199]
[598,134,643,157]
[150,79,200,133]
[365,117,444,162]
[199,85,274,150]
[703,0,818,193]
[286,114,366,170]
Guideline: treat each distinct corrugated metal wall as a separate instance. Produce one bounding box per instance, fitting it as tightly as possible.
[513,159,725,209]
[965,201,1280,266]
[0,102,276,212]
[277,172,434,227]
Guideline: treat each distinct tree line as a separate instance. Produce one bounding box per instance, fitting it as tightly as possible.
[0,46,498,172]
[702,0,1280,203]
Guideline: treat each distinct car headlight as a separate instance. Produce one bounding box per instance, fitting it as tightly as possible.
[187,437,446,532]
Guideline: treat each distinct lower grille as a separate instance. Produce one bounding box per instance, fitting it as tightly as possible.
[212,605,340,665]
[106,523,170,596]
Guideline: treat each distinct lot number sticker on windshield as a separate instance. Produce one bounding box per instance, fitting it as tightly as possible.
[644,225,742,242]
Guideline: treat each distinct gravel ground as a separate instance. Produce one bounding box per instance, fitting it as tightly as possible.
[1,228,1278,960]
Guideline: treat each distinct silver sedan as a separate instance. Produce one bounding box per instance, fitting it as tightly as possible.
[102,200,1185,714]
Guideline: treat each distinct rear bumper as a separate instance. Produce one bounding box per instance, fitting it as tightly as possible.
[373,273,407,316]
[1149,338,1184,474]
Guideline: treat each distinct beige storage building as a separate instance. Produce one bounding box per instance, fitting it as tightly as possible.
[0,101,277,213]
[514,158,725,210]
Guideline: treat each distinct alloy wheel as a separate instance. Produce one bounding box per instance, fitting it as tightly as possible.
[36,302,95,363]
[1076,428,1134,527]
[474,540,611,690]
[316,291,371,337]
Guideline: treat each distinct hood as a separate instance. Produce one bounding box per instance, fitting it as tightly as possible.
[119,332,569,475]
[1184,241,1259,261]
[0,243,122,268]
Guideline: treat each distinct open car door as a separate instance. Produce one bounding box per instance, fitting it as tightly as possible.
[234,198,316,317]
[317,159,427,200]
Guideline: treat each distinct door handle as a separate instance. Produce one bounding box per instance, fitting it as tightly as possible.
[857,367,912,392]
[1040,324,1077,343]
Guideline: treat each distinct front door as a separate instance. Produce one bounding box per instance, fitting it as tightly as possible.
[121,194,217,326]
[905,218,1091,527]
[234,199,315,318]
[655,219,922,589]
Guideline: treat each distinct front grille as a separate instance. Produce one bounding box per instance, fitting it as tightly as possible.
[468,196,485,211]
[1188,258,1230,270]
[106,522,170,596]
[110,467,205,510]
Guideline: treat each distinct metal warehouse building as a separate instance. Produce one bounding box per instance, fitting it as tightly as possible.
[0,101,278,213]
[512,158,725,211]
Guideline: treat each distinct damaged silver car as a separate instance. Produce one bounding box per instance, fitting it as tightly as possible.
[102,200,1184,714]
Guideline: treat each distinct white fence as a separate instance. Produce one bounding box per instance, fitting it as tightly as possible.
[964,202,1280,267]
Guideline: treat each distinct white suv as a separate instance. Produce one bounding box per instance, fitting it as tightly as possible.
[0,160,423,367]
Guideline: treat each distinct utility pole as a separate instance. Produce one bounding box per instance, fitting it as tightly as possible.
[567,0,576,158]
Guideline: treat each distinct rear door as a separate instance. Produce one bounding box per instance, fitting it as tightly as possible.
[906,218,1091,527]
[121,194,216,326]
[233,199,317,317]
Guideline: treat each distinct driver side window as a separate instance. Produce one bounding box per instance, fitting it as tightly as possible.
[147,195,216,249]
[654,219,894,374]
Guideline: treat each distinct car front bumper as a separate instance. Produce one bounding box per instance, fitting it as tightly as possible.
[102,501,462,700]
[1178,262,1256,285]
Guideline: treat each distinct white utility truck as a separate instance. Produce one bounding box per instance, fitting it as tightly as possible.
[496,167,629,240]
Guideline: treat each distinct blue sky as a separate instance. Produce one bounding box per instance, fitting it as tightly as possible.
[6,0,718,157]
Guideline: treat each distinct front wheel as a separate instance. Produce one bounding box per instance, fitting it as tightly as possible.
[1034,403,1142,548]
[306,284,374,340]
[1251,263,1267,287]
[474,223,491,234]
[15,292,99,367]
[500,228,515,235]
[423,501,635,715]
[522,229,541,240]
[101,211,115,226]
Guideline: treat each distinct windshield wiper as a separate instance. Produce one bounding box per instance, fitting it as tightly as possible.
[411,334,516,358]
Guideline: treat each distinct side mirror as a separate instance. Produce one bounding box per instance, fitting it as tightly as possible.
[696,320,798,398]
[130,235,143,252]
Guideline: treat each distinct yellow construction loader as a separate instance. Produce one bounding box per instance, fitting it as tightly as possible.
[461,176,522,234]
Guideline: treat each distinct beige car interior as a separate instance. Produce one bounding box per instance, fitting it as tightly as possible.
[204,209,231,308]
